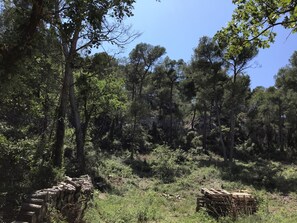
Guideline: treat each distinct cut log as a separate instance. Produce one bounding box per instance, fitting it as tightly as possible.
[25,198,45,206]
[30,191,48,202]
[20,203,46,222]
[201,188,215,195]
[11,221,29,223]
[16,211,36,223]
[197,188,257,218]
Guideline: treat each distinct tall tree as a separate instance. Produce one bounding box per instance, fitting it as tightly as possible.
[76,53,127,147]
[127,43,166,100]
[153,57,185,146]
[51,0,136,173]
[125,43,165,157]
[185,36,228,158]
[274,51,297,156]
[223,45,257,162]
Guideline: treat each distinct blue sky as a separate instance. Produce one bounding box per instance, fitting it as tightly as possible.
[106,0,297,89]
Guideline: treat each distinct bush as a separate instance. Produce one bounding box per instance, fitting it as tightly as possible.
[151,145,191,183]
[0,137,34,194]
[0,136,64,222]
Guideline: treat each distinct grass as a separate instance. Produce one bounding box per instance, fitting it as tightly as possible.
[83,147,297,223]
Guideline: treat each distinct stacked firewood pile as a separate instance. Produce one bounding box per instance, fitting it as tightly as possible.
[196,188,257,218]
[12,175,93,223]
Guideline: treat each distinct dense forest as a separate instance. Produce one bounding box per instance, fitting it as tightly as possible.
[1,0,297,222]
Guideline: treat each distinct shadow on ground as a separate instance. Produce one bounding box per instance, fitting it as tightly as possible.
[123,158,153,178]
[197,158,297,194]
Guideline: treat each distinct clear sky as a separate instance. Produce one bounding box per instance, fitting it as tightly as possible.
[105,0,297,89]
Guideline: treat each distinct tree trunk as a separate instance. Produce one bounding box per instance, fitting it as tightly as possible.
[69,68,85,174]
[215,100,227,162]
[229,108,235,163]
[229,71,238,163]
[132,82,136,101]
[130,114,137,159]
[36,91,49,163]
[82,107,93,145]
[169,83,174,145]
[52,63,70,168]
[191,106,196,130]
[109,119,115,141]
[139,77,144,98]
[202,107,207,152]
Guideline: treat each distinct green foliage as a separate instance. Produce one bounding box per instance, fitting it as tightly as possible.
[31,165,66,189]
[240,52,297,159]
[215,0,297,57]
[0,138,34,193]
[150,145,191,183]
[47,207,67,223]
[185,131,203,152]
[0,136,65,190]
[101,158,134,179]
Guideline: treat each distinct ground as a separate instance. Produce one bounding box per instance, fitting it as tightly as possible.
[83,148,297,223]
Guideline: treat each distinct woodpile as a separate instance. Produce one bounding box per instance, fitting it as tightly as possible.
[196,188,257,218]
[12,175,94,223]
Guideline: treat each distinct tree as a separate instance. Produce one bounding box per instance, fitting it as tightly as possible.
[0,0,44,81]
[0,11,62,152]
[127,43,166,100]
[215,0,297,56]
[152,57,185,146]
[274,51,297,156]
[184,36,228,158]
[224,44,257,162]
[125,43,166,157]
[50,0,136,173]
[243,52,297,160]
[76,53,127,148]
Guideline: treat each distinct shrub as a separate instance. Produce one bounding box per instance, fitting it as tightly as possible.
[151,145,191,183]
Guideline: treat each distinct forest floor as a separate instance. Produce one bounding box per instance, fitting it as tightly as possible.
[83,148,297,223]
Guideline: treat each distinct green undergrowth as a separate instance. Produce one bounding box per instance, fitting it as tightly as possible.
[84,146,297,222]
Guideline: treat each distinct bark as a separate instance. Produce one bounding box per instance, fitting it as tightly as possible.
[69,21,86,174]
[139,82,143,98]
[229,70,238,163]
[36,91,50,162]
[69,69,85,174]
[202,108,207,152]
[130,113,138,159]
[229,108,235,163]
[191,107,197,130]
[215,102,227,162]
[169,83,174,145]
[109,119,115,141]
[82,105,94,145]
[131,82,136,101]
[53,63,71,168]
[278,102,284,154]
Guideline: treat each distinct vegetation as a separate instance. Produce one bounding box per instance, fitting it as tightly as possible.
[83,149,297,223]
[0,0,297,222]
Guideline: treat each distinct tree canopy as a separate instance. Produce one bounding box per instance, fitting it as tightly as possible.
[215,0,297,56]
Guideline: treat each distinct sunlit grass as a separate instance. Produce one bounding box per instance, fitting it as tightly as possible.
[84,150,297,222]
